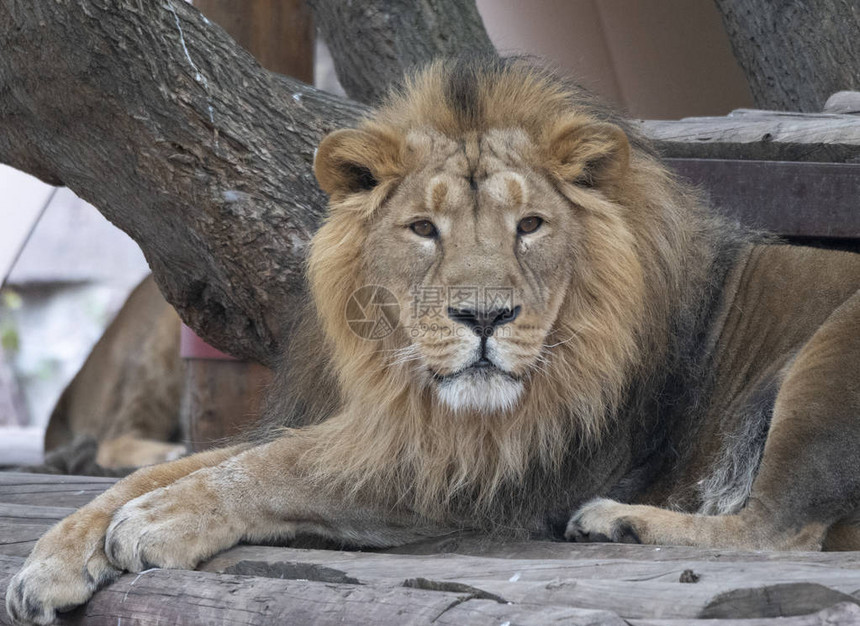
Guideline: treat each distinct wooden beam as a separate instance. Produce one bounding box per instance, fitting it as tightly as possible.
[643,110,860,163]
[668,159,860,238]
[193,0,314,81]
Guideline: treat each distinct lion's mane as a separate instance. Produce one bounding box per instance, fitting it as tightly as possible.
[274,58,745,528]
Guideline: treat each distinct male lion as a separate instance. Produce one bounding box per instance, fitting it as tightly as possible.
[7,58,860,624]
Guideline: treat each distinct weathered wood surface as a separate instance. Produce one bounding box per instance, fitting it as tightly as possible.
[4,474,860,623]
[182,359,273,451]
[0,555,626,626]
[642,110,860,163]
[0,472,115,508]
[668,159,860,238]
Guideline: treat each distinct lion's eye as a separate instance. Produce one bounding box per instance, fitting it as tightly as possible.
[517,216,543,235]
[410,220,438,238]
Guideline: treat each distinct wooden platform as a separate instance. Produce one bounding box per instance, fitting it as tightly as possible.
[3,473,860,624]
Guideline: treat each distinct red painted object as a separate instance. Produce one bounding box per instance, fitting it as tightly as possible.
[179,324,237,361]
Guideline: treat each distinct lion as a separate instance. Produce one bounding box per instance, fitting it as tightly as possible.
[41,275,185,473]
[7,57,860,625]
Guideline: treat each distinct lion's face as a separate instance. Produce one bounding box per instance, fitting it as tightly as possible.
[310,63,642,423]
[359,128,580,413]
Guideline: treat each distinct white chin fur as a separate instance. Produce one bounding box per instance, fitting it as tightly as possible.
[436,370,523,414]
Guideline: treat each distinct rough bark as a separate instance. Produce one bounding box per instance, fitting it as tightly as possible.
[714,0,860,112]
[0,0,368,366]
[307,0,495,104]
[0,0,492,364]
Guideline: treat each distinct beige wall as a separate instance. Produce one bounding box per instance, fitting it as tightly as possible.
[477,0,753,119]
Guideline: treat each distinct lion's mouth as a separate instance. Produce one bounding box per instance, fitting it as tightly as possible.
[431,358,519,383]
[432,358,525,413]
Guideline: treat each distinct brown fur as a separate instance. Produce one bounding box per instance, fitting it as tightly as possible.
[7,58,860,625]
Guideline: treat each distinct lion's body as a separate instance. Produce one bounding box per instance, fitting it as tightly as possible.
[8,58,860,625]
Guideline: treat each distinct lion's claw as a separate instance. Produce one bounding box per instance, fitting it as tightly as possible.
[104,477,239,574]
[6,547,119,625]
[565,498,644,544]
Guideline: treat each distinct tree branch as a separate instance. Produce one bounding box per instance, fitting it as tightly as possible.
[714,0,860,112]
[307,0,495,104]
[0,0,369,366]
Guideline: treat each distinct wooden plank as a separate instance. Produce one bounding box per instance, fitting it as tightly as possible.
[0,522,49,558]
[0,503,74,525]
[5,477,860,622]
[0,555,626,626]
[193,0,314,80]
[667,159,860,238]
[642,112,860,162]
[201,544,860,592]
[0,472,116,486]
[182,359,273,452]
[389,532,860,566]
[199,546,860,619]
[0,472,114,508]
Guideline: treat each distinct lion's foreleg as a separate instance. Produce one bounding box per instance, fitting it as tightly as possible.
[102,432,437,574]
[568,290,860,551]
[6,443,248,625]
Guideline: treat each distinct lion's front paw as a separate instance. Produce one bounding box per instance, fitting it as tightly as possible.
[105,477,240,573]
[565,498,644,544]
[5,522,119,625]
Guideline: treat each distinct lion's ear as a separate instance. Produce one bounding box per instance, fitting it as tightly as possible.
[314,128,402,197]
[546,120,630,188]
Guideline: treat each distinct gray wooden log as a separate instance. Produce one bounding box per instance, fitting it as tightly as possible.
[629,602,860,626]
[4,548,855,624]
[824,92,860,115]
[640,112,860,163]
[199,545,860,618]
[5,489,860,622]
[199,544,860,593]
[714,0,860,112]
[307,0,495,105]
[0,555,626,626]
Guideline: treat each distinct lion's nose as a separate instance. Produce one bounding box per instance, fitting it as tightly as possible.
[447,305,521,337]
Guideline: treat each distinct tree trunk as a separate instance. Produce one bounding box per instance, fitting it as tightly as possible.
[0,0,369,367]
[714,0,860,112]
[0,0,494,366]
[307,0,495,104]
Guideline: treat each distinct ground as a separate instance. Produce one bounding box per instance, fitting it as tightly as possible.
[2,472,860,624]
